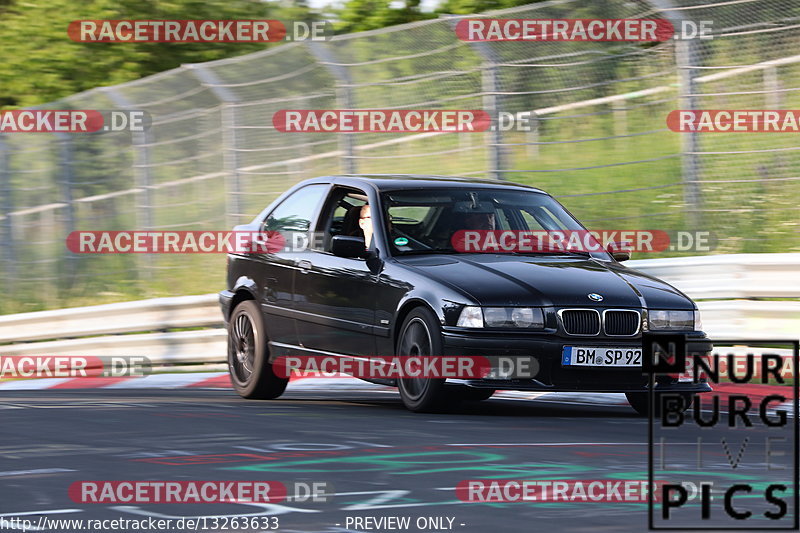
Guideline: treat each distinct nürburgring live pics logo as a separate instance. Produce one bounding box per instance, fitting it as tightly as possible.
[644,333,799,530]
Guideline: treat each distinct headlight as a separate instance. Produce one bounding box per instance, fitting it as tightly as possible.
[483,307,507,327]
[511,307,537,327]
[647,309,695,331]
[457,306,484,327]
[457,306,544,329]
[694,309,703,332]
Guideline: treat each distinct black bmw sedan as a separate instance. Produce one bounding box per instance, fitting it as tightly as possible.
[220,175,710,413]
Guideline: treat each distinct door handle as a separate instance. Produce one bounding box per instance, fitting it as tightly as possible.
[297,260,312,272]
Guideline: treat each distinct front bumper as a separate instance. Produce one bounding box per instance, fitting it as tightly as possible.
[219,290,234,325]
[440,329,713,393]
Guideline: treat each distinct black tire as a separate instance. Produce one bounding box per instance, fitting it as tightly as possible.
[626,391,693,417]
[451,386,495,402]
[228,300,288,399]
[396,307,449,412]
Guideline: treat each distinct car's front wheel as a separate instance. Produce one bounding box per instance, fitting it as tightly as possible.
[228,300,288,399]
[396,307,449,412]
[625,391,694,417]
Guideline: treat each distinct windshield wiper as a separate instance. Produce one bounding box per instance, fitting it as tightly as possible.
[398,248,459,255]
[398,248,593,257]
[494,249,594,258]
[555,249,592,257]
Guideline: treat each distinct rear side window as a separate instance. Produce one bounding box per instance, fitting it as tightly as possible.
[263,184,328,232]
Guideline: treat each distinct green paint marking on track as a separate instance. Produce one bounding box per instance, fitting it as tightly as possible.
[224,450,505,474]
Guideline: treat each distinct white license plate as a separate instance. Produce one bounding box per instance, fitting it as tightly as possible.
[562,346,642,367]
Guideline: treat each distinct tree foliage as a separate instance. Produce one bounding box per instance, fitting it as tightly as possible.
[435,0,539,16]
[0,0,317,108]
[0,0,548,109]
[333,0,435,34]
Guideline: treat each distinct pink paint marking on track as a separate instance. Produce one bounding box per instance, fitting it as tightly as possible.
[187,373,231,388]
[51,376,133,389]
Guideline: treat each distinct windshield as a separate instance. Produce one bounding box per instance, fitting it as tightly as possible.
[381,188,607,258]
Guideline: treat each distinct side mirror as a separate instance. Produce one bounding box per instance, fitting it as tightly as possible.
[365,247,384,274]
[607,241,632,262]
[331,235,366,258]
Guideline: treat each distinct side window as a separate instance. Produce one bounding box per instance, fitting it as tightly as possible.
[316,188,369,252]
[388,206,432,225]
[494,207,513,231]
[519,207,569,231]
[534,206,569,231]
[520,209,547,231]
[263,184,328,232]
[387,205,432,239]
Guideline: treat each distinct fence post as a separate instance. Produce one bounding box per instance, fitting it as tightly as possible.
[56,132,77,290]
[0,135,16,301]
[184,64,243,228]
[763,67,781,109]
[307,41,357,174]
[103,88,154,284]
[480,50,505,180]
[444,15,505,181]
[650,0,702,227]
[612,100,628,137]
[103,88,154,233]
[676,39,702,227]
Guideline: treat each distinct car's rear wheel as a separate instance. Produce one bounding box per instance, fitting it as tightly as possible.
[626,391,693,417]
[228,300,288,399]
[396,307,449,412]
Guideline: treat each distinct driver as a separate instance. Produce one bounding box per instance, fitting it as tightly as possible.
[448,209,497,252]
[462,211,496,231]
[359,204,373,249]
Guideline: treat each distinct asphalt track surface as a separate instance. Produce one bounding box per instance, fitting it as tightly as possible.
[0,386,795,533]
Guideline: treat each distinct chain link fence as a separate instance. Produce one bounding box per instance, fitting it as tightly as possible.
[1,0,799,314]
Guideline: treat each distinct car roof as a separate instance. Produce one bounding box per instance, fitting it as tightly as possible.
[300,174,547,194]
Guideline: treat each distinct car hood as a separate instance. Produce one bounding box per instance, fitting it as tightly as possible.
[397,254,693,309]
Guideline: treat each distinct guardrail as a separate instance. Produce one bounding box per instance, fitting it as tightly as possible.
[0,295,224,366]
[626,253,800,300]
[0,294,220,343]
[627,253,800,341]
[0,254,797,366]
